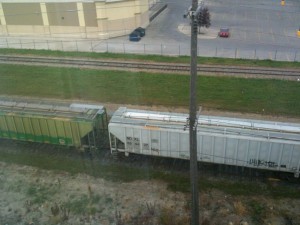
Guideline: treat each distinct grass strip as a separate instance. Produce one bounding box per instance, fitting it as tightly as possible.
[0,64,299,117]
[0,146,299,199]
[0,48,300,68]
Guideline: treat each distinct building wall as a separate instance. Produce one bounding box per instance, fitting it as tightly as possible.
[0,0,149,39]
[3,3,43,25]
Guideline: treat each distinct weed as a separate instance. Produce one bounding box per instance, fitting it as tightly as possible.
[233,201,247,216]
[159,206,189,225]
[26,185,56,204]
[104,196,113,204]
[63,194,89,214]
[146,202,156,216]
[24,200,32,213]
[115,210,126,225]
[51,202,60,216]
[248,200,267,224]
[63,193,101,215]
[49,202,70,224]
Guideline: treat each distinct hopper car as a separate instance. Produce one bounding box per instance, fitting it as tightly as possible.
[0,100,108,151]
[1,100,300,178]
[109,107,300,178]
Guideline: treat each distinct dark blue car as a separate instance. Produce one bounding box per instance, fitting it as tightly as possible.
[129,31,141,42]
[134,27,146,37]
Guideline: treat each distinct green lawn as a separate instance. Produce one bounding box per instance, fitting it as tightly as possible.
[0,64,299,117]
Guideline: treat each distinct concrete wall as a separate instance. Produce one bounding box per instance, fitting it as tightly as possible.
[0,0,149,39]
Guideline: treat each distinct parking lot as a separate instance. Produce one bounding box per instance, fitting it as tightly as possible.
[107,0,300,61]
[0,0,299,61]
[164,0,300,60]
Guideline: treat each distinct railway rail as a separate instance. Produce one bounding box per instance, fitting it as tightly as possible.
[0,54,299,79]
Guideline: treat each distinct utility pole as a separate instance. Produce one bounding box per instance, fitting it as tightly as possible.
[184,1,202,225]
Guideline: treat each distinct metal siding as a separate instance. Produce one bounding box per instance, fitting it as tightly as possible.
[201,135,212,162]
[150,130,159,155]
[55,120,65,142]
[30,118,42,142]
[248,141,259,165]
[160,131,168,156]
[0,116,8,138]
[290,146,300,171]
[133,128,140,153]
[22,117,34,141]
[78,122,93,137]
[110,122,300,174]
[213,136,225,164]
[224,138,237,165]
[141,129,149,153]
[180,133,189,159]
[5,116,17,139]
[39,119,50,143]
[109,108,300,175]
[13,117,25,140]
[70,122,81,147]
[0,102,105,149]
[47,120,57,141]
[280,144,293,170]
[269,143,281,167]
[125,127,131,151]
[169,131,179,158]
[64,121,73,145]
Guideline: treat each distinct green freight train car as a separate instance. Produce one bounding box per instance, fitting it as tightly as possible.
[0,101,108,150]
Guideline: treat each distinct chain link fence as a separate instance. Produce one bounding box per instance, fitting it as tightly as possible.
[0,37,299,62]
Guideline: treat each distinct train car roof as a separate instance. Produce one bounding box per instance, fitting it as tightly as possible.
[0,100,106,121]
[110,107,300,134]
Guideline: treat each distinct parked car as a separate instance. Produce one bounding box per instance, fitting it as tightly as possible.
[129,31,141,42]
[134,27,146,37]
[218,27,230,38]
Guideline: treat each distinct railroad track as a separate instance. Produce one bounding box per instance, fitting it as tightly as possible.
[0,54,299,79]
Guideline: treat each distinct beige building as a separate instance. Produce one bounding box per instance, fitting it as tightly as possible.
[0,0,149,39]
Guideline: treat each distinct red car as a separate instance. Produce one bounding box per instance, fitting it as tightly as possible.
[218,28,230,38]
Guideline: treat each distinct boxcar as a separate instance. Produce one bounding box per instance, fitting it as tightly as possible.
[0,101,108,150]
[109,107,300,177]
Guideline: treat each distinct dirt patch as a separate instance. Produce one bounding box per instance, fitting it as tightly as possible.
[1,161,300,225]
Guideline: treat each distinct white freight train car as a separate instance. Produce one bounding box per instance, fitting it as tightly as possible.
[109,107,300,177]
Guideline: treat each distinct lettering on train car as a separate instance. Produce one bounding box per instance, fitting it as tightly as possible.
[143,143,149,150]
[126,137,133,146]
[151,147,159,152]
[249,159,278,168]
[151,139,159,143]
[134,137,140,147]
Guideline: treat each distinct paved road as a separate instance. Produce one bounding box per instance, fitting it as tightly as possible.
[0,0,299,61]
